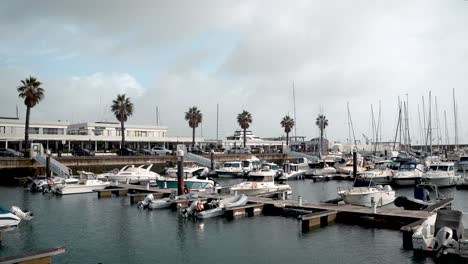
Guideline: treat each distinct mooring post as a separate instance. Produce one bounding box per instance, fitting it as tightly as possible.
[177,149,185,195]
[298,196,303,207]
[371,197,376,214]
[353,149,357,178]
[210,150,214,172]
[46,149,51,178]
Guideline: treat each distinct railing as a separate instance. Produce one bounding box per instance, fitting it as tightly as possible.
[33,154,72,176]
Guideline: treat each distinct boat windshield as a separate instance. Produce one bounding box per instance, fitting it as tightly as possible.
[460,157,468,162]
[399,163,416,171]
[224,163,241,168]
[248,176,273,182]
[430,165,451,171]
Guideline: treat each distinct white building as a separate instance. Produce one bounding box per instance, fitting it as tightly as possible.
[0,117,200,152]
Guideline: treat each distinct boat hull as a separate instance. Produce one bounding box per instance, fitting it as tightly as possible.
[340,190,395,207]
[393,177,421,186]
[422,175,461,187]
[230,186,291,196]
[56,183,110,195]
[0,214,21,228]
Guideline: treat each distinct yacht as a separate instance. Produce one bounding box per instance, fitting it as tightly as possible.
[422,162,461,187]
[338,179,395,207]
[164,166,209,179]
[101,164,160,183]
[216,156,261,177]
[392,161,425,186]
[226,130,262,141]
[53,171,110,195]
[156,176,215,191]
[335,158,364,175]
[358,160,396,185]
[230,166,292,196]
[306,159,337,176]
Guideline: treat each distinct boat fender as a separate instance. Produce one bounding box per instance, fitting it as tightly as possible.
[252,183,257,189]
[196,201,204,211]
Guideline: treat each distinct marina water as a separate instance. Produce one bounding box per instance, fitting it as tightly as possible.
[1,180,468,263]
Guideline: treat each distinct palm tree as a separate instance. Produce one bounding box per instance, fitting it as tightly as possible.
[237,110,252,148]
[315,114,329,156]
[185,106,202,148]
[17,76,45,149]
[111,94,134,150]
[280,115,295,146]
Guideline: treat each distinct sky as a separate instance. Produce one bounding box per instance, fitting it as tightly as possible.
[0,1,467,145]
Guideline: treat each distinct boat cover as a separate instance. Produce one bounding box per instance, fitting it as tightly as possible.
[435,210,464,240]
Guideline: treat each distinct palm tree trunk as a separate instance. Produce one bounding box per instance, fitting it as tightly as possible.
[192,127,195,148]
[24,106,31,149]
[320,129,324,157]
[286,132,289,146]
[243,128,246,148]
[121,120,125,149]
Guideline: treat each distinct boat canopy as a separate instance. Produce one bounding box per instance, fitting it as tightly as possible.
[0,207,11,214]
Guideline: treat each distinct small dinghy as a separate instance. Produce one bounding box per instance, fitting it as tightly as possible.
[138,192,199,210]
[394,183,442,210]
[0,206,34,228]
[196,194,248,219]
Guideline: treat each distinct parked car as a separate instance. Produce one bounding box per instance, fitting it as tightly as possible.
[138,148,156,155]
[151,147,172,155]
[225,147,251,154]
[117,148,137,156]
[72,148,95,156]
[0,148,24,157]
[250,147,264,154]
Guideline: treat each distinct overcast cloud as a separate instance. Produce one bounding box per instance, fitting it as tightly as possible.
[0,1,467,145]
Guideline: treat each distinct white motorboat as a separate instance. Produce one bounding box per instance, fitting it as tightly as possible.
[0,206,33,228]
[412,210,468,258]
[458,156,468,172]
[216,156,261,177]
[358,160,396,185]
[230,167,292,196]
[422,162,461,187]
[102,164,160,183]
[338,179,395,207]
[306,159,337,176]
[156,176,215,191]
[335,158,364,175]
[196,194,248,219]
[53,171,110,195]
[392,161,425,186]
[164,165,209,179]
[277,163,306,181]
[27,176,79,192]
[138,192,199,210]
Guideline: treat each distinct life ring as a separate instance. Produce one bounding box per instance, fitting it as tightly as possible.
[196,201,204,211]
[183,186,190,194]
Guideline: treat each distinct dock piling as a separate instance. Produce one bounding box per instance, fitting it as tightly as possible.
[300,210,337,232]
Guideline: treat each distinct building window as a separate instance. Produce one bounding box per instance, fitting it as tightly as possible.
[29,128,39,134]
[0,126,5,134]
[43,128,64,135]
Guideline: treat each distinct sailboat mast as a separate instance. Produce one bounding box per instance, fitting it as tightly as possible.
[444,110,449,151]
[405,94,411,151]
[435,97,441,150]
[453,88,458,151]
[422,96,427,152]
[347,102,357,151]
[293,82,297,139]
[418,104,423,146]
[393,101,402,151]
[428,91,433,155]
[371,104,376,155]
[216,103,219,141]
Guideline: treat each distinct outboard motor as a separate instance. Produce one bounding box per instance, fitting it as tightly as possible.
[434,227,455,256]
[10,206,34,221]
[137,194,154,209]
